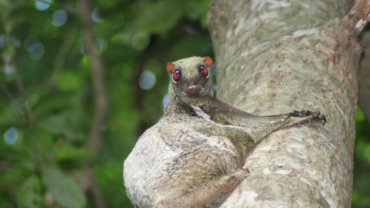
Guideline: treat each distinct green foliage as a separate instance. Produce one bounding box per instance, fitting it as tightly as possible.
[0,0,369,207]
[42,166,86,208]
[0,0,212,207]
[353,108,370,208]
[17,176,43,208]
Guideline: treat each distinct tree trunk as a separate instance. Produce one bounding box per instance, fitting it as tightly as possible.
[209,0,370,207]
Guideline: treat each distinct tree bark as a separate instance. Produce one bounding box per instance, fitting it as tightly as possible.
[209,0,370,207]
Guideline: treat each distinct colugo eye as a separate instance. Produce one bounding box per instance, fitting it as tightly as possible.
[172,69,181,82]
[198,65,209,78]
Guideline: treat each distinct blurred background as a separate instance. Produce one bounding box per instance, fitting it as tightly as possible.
[0,0,368,207]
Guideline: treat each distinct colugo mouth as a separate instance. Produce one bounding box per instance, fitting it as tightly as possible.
[184,84,202,96]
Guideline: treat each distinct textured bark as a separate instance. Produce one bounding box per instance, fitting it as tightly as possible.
[209,0,369,207]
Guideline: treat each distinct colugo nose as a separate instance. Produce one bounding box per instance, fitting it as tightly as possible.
[185,85,202,96]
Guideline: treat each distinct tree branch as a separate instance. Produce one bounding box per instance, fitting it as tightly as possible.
[347,0,370,119]
[345,0,370,35]
[80,0,108,207]
[1,51,32,125]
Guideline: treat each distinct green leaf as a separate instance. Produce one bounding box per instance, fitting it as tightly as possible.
[17,176,43,208]
[129,0,182,36]
[53,143,93,161]
[38,115,77,141]
[57,71,83,92]
[356,107,366,122]
[42,166,86,208]
[182,0,211,21]
[0,0,11,17]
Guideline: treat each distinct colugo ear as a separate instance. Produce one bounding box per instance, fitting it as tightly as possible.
[166,63,175,72]
[204,56,213,66]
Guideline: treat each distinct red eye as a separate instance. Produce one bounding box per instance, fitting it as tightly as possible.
[172,69,181,82]
[198,65,209,78]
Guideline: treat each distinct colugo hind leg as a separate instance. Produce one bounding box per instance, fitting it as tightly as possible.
[155,154,249,208]
[156,169,249,208]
